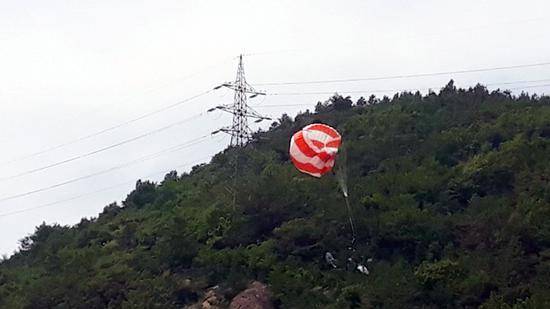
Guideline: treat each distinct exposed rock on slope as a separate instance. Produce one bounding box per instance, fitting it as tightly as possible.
[229,281,273,309]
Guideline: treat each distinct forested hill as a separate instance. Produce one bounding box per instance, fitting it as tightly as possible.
[2,81,550,308]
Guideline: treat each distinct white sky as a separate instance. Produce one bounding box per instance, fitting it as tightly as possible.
[1,0,549,255]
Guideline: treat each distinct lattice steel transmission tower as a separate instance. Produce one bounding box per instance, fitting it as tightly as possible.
[210,55,270,147]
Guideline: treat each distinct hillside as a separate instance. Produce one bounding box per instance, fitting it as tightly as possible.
[1,81,550,308]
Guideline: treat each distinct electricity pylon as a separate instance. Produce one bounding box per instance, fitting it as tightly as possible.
[210,54,270,146]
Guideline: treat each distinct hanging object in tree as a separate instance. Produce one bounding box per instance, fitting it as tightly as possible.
[357,264,369,275]
[325,252,338,269]
[289,123,342,177]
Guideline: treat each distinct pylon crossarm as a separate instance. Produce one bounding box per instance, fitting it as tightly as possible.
[215,106,238,114]
[221,84,264,95]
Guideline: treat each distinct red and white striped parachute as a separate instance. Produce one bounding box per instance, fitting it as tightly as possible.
[289,123,342,177]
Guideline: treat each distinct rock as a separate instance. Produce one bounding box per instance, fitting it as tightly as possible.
[184,287,225,309]
[229,281,273,309]
[202,289,223,308]
[201,287,224,309]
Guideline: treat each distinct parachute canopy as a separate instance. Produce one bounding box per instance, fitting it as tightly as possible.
[289,123,342,177]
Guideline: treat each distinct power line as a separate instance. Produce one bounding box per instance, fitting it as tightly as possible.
[0,89,214,167]
[0,111,209,182]
[0,135,211,203]
[253,61,550,86]
[253,104,313,108]
[40,56,235,137]
[487,79,550,87]
[249,79,550,110]
[261,78,550,97]
[0,156,213,218]
[508,83,550,90]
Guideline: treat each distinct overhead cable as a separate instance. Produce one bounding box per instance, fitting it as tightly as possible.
[0,111,209,182]
[253,61,550,86]
[0,156,213,218]
[0,89,214,167]
[0,135,210,203]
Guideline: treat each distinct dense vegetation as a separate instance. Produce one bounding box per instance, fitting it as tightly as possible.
[2,81,550,308]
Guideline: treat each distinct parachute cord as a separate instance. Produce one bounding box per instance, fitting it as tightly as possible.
[344,194,357,250]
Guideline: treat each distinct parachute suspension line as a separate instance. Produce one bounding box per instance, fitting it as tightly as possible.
[344,194,357,249]
[335,141,357,250]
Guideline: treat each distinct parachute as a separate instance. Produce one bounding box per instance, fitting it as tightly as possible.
[289,123,342,177]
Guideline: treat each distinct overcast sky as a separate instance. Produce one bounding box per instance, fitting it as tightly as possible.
[1,0,549,256]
